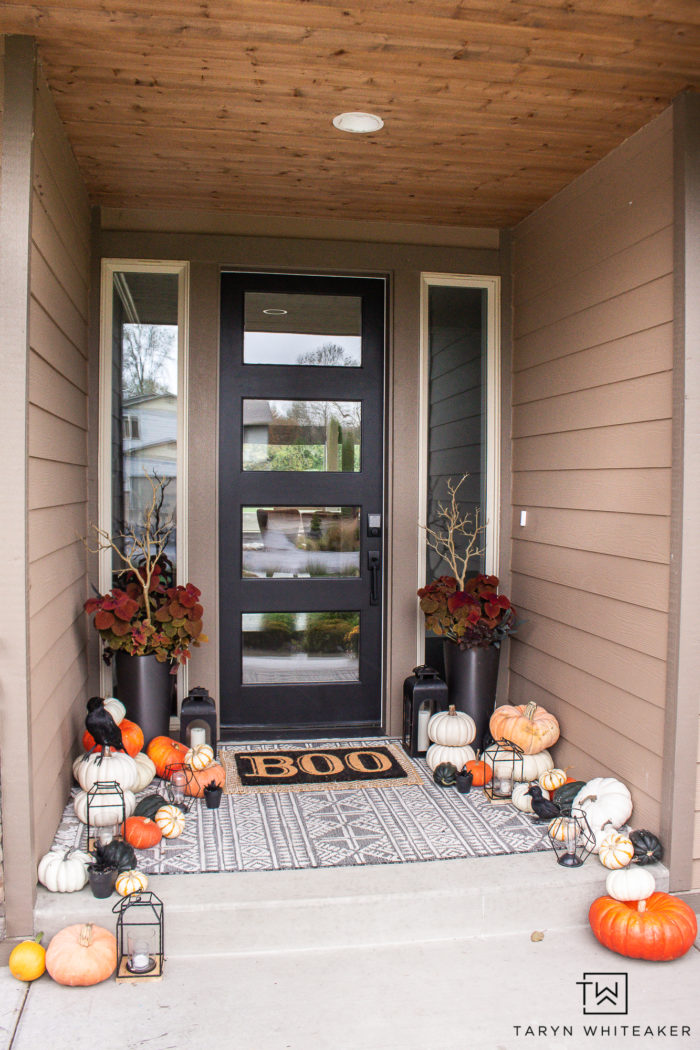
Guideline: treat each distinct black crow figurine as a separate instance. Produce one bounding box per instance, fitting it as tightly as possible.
[85,696,126,759]
[526,783,561,822]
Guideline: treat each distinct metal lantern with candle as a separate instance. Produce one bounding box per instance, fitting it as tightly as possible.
[548,805,596,867]
[179,686,218,757]
[484,740,523,804]
[113,891,164,981]
[402,666,448,757]
[164,763,195,812]
[86,781,127,851]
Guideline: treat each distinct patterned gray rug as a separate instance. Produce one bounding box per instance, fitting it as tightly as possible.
[51,739,550,874]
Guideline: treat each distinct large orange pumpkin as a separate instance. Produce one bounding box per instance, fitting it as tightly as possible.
[83,717,144,758]
[123,816,163,850]
[489,701,560,755]
[184,762,226,798]
[589,892,697,962]
[45,923,117,986]
[146,735,189,778]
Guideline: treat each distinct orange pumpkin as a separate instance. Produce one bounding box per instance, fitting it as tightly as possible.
[184,762,226,798]
[464,760,492,787]
[489,701,560,755]
[45,923,117,986]
[589,892,697,962]
[83,717,144,758]
[123,816,163,850]
[146,735,189,778]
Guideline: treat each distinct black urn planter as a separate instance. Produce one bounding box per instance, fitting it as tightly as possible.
[204,786,223,810]
[443,642,500,754]
[456,768,473,794]
[115,652,175,746]
[87,866,117,899]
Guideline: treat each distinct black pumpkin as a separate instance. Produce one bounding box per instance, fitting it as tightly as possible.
[433,762,457,787]
[100,838,137,873]
[134,794,168,820]
[552,780,586,815]
[630,829,663,866]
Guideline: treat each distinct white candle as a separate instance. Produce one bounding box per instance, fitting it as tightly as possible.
[417,705,431,752]
[189,727,207,748]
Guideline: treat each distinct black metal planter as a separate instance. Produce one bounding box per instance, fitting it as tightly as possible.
[442,642,500,755]
[115,652,175,746]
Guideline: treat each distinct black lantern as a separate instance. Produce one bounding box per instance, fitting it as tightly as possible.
[548,805,596,867]
[86,781,126,852]
[483,740,523,804]
[402,666,448,757]
[164,762,195,812]
[180,686,218,757]
[113,891,164,981]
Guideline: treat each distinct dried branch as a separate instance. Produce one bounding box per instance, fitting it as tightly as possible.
[420,474,486,589]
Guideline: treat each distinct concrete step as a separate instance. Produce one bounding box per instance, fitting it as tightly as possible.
[33,852,670,959]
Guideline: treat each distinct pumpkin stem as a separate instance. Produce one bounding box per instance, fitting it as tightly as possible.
[448,705,456,716]
[524,701,538,720]
[637,899,647,913]
[79,924,94,948]
[33,931,44,945]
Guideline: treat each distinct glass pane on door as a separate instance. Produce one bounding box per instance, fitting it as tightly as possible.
[242,612,360,684]
[243,292,362,366]
[242,399,361,472]
[242,505,361,578]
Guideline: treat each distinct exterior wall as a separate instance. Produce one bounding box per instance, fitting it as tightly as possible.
[510,111,674,839]
[27,73,91,856]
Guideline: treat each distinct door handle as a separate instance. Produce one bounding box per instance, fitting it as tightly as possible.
[367,550,381,606]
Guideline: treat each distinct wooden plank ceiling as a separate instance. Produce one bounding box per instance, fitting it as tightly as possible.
[2,0,699,227]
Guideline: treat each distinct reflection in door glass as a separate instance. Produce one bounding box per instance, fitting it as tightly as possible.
[242,506,361,578]
[243,292,362,366]
[242,612,360,684]
[242,400,361,472]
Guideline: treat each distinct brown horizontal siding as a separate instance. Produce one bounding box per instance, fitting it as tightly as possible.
[510,110,673,855]
[27,74,90,861]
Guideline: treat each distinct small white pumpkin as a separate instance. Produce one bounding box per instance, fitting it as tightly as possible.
[73,787,136,826]
[538,768,567,794]
[427,705,476,747]
[38,848,92,893]
[606,866,656,904]
[425,742,476,772]
[103,696,126,725]
[185,743,215,771]
[131,752,157,792]
[511,781,548,813]
[115,869,149,896]
[482,744,554,783]
[573,777,633,850]
[154,804,186,838]
[73,748,139,793]
[547,816,571,843]
[598,831,635,870]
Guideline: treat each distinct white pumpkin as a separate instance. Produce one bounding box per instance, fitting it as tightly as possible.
[547,816,571,843]
[511,781,549,813]
[573,777,633,850]
[482,744,554,783]
[427,705,476,747]
[538,768,567,794]
[155,804,186,838]
[73,748,138,793]
[73,787,136,826]
[598,831,635,870]
[425,742,476,772]
[103,696,126,725]
[185,743,215,771]
[132,752,157,792]
[606,866,656,904]
[38,848,92,893]
[115,869,149,896]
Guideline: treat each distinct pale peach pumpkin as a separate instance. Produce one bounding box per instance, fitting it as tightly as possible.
[489,700,560,755]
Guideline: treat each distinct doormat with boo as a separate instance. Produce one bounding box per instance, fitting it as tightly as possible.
[222,742,422,794]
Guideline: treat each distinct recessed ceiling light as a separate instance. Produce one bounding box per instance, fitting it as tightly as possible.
[262,308,288,316]
[332,112,384,134]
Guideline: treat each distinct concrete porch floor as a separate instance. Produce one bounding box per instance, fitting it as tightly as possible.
[1,851,698,1050]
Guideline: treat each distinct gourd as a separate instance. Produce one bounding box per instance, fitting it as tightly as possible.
[73,748,139,793]
[83,716,144,758]
[38,848,92,893]
[425,743,475,773]
[73,787,136,826]
[489,701,560,755]
[185,743,215,771]
[134,793,169,819]
[573,778,633,850]
[511,782,549,813]
[482,743,554,783]
[9,934,46,982]
[115,869,149,896]
[131,752,157,792]
[547,816,570,842]
[589,892,697,962]
[464,759,492,787]
[45,923,117,986]
[606,866,656,904]
[103,697,126,725]
[183,762,226,798]
[155,804,186,838]
[538,768,567,794]
[433,762,457,787]
[123,816,163,850]
[598,832,634,870]
[100,838,137,873]
[427,705,476,747]
[629,829,663,866]
[552,780,586,816]
[146,735,189,779]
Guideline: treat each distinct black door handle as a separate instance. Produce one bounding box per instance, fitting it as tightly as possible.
[368,550,381,606]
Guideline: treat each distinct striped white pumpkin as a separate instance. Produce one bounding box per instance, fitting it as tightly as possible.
[115,869,149,896]
[598,832,635,870]
[185,744,215,771]
[547,816,571,843]
[538,768,568,794]
[154,804,186,838]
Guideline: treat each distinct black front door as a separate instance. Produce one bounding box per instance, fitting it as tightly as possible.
[219,272,386,737]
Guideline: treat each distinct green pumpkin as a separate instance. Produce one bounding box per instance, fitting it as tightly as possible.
[100,838,137,873]
[552,780,586,815]
[630,829,663,866]
[134,794,168,820]
[433,762,457,787]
